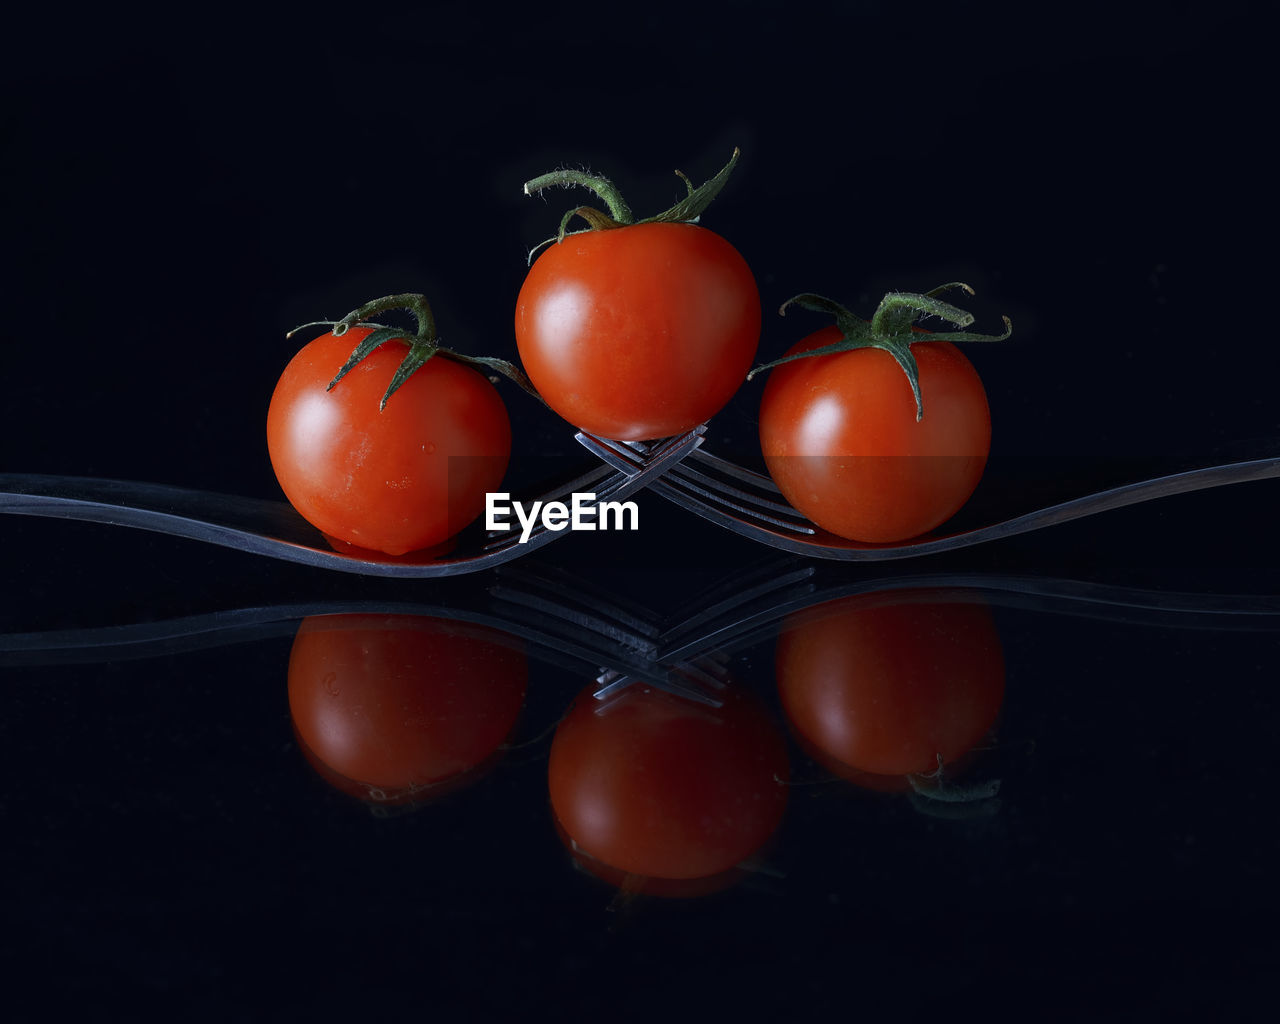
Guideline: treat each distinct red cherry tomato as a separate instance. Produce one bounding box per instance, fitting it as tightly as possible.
[775,591,1005,779]
[548,682,788,881]
[515,222,760,441]
[759,326,991,543]
[287,614,527,803]
[267,327,511,555]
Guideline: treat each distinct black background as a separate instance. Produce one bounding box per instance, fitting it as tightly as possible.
[4,0,1273,491]
[3,1,1278,1019]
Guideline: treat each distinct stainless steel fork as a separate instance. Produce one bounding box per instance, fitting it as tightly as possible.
[631,444,1280,561]
[0,427,706,578]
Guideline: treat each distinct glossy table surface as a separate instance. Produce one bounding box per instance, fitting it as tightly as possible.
[3,487,1278,1017]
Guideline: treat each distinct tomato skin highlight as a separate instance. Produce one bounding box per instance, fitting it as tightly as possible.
[548,683,789,881]
[515,222,761,441]
[776,592,1005,778]
[759,325,991,543]
[267,327,511,555]
[288,614,527,801]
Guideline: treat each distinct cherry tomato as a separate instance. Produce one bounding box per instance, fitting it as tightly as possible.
[288,614,527,803]
[267,327,511,555]
[775,591,1005,779]
[548,681,788,881]
[515,222,760,441]
[759,326,991,543]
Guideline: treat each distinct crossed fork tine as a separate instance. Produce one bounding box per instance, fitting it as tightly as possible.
[482,426,708,556]
[575,432,815,536]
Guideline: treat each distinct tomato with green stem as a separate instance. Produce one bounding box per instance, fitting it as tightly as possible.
[515,149,760,441]
[268,293,531,556]
[752,285,1012,544]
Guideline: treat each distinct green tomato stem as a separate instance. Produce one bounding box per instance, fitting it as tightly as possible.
[523,168,635,225]
[869,291,975,337]
[522,148,743,262]
[291,293,543,410]
[642,148,740,225]
[749,284,1013,422]
[333,292,438,344]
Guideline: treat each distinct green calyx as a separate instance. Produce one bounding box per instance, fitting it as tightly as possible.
[746,283,1013,421]
[287,293,539,410]
[906,755,1002,820]
[522,148,742,262]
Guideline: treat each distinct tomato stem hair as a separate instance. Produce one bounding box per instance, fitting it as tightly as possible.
[286,319,338,339]
[523,168,635,225]
[333,293,438,344]
[522,148,743,262]
[293,292,543,410]
[749,285,1012,422]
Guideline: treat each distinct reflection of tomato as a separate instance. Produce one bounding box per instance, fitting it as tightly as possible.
[776,592,1004,778]
[548,682,788,882]
[288,614,527,803]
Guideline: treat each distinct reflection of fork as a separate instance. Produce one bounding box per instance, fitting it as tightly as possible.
[489,562,734,707]
[6,558,1279,671]
[491,553,1280,707]
[0,427,705,578]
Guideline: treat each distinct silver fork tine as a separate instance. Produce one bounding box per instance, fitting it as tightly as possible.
[489,427,706,554]
[576,435,647,475]
[592,669,724,709]
[492,565,662,647]
[672,658,730,692]
[687,448,785,493]
[657,562,818,659]
[482,522,544,553]
[574,426,813,533]
[666,461,807,520]
[576,426,705,476]
[650,471,816,534]
[615,439,815,533]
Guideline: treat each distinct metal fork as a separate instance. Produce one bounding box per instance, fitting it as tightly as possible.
[0,427,706,578]
[7,427,1279,569]
[606,442,1280,561]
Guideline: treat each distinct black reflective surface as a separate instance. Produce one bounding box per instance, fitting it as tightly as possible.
[3,1,1276,1017]
[4,503,1279,1016]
